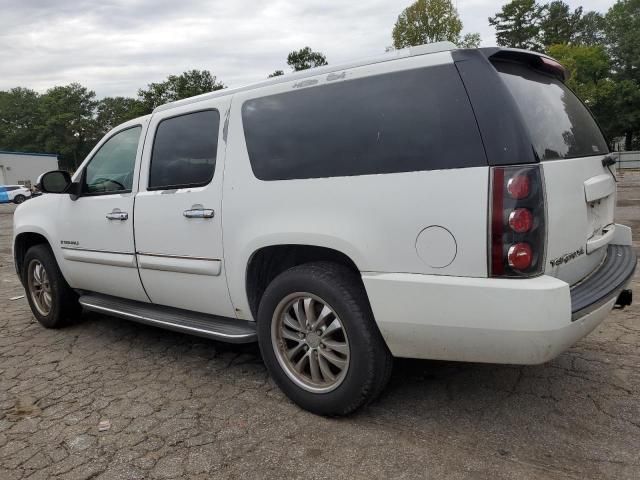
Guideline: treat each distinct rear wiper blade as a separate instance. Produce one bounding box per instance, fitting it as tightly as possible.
[602,155,618,182]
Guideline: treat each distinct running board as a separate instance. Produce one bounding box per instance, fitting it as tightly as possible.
[78,293,257,343]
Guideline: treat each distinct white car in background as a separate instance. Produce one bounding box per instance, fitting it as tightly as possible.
[0,185,31,204]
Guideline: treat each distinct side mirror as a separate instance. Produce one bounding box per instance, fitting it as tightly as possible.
[38,170,72,194]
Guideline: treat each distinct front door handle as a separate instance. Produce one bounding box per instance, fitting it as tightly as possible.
[183,204,215,219]
[106,208,128,221]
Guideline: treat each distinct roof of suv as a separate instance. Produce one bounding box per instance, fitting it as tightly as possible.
[154,41,459,113]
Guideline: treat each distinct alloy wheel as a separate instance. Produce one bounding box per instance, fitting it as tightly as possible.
[27,259,52,316]
[271,293,350,393]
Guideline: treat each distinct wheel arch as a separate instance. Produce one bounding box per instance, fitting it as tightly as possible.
[245,244,362,321]
[14,232,52,284]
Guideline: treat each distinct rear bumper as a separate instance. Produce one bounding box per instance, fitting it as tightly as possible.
[363,241,636,365]
[570,244,636,319]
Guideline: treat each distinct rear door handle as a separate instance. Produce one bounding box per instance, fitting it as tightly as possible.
[106,209,128,221]
[183,205,215,219]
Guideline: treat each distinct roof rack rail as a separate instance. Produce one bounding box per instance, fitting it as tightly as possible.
[154,41,459,113]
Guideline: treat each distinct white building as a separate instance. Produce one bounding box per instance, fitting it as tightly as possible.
[0,151,59,187]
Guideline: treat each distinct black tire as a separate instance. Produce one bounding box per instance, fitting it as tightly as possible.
[13,194,26,204]
[22,244,81,328]
[257,261,393,416]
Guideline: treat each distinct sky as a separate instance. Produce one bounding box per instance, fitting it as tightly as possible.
[0,0,614,99]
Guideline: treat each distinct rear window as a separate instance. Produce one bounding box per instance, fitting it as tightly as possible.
[149,110,220,190]
[495,61,608,161]
[242,64,486,180]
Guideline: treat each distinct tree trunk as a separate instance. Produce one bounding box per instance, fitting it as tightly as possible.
[625,131,633,151]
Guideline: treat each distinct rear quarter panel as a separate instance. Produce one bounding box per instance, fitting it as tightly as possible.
[222,53,489,320]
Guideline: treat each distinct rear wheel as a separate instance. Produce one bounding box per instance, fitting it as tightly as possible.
[23,244,81,328]
[13,194,26,204]
[257,262,392,416]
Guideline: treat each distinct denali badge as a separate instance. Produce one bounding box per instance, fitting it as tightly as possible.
[60,240,79,246]
[549,247,585,267]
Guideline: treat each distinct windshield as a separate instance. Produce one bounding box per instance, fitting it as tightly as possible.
[494,60,608,161]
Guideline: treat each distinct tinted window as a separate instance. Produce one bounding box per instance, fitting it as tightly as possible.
[242,65,486,180]
[495,61,608,160]
[149,110,220,190]
[84,126,141,194]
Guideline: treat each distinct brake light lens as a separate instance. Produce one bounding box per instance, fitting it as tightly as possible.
[508,243,533,270]
[507,175,530,199]
[489,165,545,277]
[508,208,533,233]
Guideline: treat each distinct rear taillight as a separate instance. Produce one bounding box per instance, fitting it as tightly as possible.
[507,243,533,270]
[489,165,546,278]
[508,208,533,233]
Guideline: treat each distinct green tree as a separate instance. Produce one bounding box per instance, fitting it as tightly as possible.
[392,0,462,48]
[286,47,328,71]
[0,88,43,152]
[547,43,611,128]
[575,11,605,46]
[268,70,285,78]
[459,32,481,48]
[95,96,144,135]
[137,69,225,112]
[539,1,583,47]
[489,0,545,51]
[605,0,640,81]
[600,79,640,150]
[37,83,98,170]
[547,44,609,87]
[604,0,640,148]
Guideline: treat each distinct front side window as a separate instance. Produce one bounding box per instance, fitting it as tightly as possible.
[83,126,141,194]
[148,110,220,190]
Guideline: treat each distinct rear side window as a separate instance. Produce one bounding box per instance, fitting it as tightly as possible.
[242,65,486,180]
[149,110,220,190]
[495,61,608,161]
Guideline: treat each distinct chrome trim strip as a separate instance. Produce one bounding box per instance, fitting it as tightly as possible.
[61,247,136,268]
[137,253,221,276]
[61,247,133,255]
[79,301,255,340]
[136,252,219,261]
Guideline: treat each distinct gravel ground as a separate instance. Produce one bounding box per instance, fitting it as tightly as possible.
[1,172,639,480]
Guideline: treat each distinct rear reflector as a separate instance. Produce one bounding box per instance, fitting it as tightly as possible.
[490,168,505,276]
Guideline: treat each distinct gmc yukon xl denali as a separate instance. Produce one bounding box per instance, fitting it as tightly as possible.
[13,43,637,415]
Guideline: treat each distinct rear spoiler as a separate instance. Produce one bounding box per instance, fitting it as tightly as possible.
[478,47,568,82]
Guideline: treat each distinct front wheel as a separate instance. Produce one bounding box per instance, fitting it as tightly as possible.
[13,194,26,204]
[23,244,81,328]
[257,262,393,416]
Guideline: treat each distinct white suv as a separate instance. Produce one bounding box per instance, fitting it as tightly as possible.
[1,185,31,204]
[13,43,637,415]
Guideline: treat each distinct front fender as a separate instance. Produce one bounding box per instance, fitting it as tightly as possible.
[12,195,68,281]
